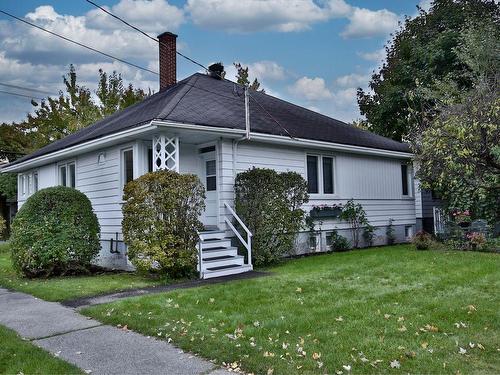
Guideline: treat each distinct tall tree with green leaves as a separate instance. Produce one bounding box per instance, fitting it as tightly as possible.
[0,65,149,200]
[415,20,500,223]
[234,62,264,92]
[96,69,147,117]
[357,0,499,141]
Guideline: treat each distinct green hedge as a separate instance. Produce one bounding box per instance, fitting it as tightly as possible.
[122,170,205,278]
[235,168,309,266]
[10,186,100,277]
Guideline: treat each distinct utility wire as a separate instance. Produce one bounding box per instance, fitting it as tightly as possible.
[0,9,158,76]
[0,82,56,96]
[247,91,296,140]
[85,0,296,139]
[85,0,210,73]
[0,90,45,101]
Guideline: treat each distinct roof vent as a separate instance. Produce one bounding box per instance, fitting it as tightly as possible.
[207,62,224,79]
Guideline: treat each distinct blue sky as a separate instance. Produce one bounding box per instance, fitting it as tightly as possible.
[0,0,429,124]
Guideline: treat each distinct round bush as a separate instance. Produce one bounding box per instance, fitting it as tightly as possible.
[122,170,205,278]
[10,186,100,277]
[412,230,433,250]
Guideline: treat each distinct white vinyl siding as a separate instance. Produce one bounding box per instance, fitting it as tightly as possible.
[224,140,415,231]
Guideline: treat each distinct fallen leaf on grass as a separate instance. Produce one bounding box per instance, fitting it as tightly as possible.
[459,347,467,355]
[390,360,401,369]
[342,364,352,372]
[312,352,321,360]
[398,325,407,332]
[335,316,344,322]
[477,343,485,350]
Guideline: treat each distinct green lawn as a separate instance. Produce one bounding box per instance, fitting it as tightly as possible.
[0,324,82,374]
[0,242,164,302]
[83,245,500,374]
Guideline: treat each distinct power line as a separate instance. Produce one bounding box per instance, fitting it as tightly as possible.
[248,91,296,139]
[84,0,295,140]
[85,0,211,73]
[0,9,158,76]
[0,90,45,101]
[0,82,56,96]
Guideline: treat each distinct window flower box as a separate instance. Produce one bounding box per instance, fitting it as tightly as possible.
[310,205,342,219]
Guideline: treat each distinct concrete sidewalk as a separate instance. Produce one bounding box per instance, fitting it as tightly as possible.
[0,288,229,375]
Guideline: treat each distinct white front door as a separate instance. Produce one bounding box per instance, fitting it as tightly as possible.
[199,149,218,228]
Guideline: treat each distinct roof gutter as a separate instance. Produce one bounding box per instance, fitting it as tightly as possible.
[1,123,158,173]
[248,132,413,159]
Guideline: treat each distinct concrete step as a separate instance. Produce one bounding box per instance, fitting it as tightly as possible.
[202,247,238,259]
[201,239,232,250]
[202,264,253,279]
[201,255,244,271]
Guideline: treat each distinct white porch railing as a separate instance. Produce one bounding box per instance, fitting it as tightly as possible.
[433,207,446,234]
[224,202,252,267]
[196,230,204,275]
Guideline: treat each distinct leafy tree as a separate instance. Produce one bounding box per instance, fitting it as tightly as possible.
[234,62,264,92]
[415,21,500,223]
[96,69,147,117]
[0,65,148,200]
[357,0,499,141]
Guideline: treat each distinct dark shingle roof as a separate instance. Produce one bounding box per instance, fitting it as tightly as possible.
[11,73,409,166]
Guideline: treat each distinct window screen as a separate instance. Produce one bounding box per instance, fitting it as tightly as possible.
[206,160,216,191]
[60,165,67,186]
[124,149,134,185]
[322,157,334,194]
[401,164,408,195]
[307,155,318,193]
[69,164,76,188]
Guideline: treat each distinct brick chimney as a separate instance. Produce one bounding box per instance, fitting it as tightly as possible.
[157,31,177,90]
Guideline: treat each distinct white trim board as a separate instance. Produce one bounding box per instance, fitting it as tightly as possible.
[2,120,413,172]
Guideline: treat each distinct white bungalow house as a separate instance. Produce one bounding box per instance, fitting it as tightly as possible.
[1,32,415,278]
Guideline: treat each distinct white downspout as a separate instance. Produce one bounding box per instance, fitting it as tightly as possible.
[232,85,251,178]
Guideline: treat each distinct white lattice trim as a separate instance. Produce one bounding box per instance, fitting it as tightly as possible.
[152,134,179,172]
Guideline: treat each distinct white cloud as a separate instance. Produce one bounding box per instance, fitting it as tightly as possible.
[334,73,369,88]
[223,61,286,90]
[288,76,332,101]
[358,48,386,62]
[86,0,185,33]
[418,0,433,13]
[341,8,399,39]
[248,61,286,81]
[186,0,350,33]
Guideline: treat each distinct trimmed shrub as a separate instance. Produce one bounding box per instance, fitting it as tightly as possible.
[10,186,100,277]
[122,170,205,278]
[339,199,372,248]
[235,168,309,266]
[412,231,433,250]
[327,230,350,252]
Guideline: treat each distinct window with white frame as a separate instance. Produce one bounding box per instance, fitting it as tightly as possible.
[19,170,39,197]
[59,162,76,188]
[122,148,134,186]
[401,163,412,196]
[306,154,335,195]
